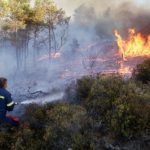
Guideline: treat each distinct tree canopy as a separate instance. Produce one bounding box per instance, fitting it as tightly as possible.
[0,0,70,68]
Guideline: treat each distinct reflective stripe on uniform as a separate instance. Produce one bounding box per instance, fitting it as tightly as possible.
[7,101,14,107]
[0,95,5,99]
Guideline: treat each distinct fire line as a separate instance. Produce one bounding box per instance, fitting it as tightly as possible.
[114,28,150,60]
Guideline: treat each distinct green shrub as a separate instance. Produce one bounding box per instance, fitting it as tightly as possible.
[112,86,150,138]
[86,75,124,120]
[0,103,90,149]
[76,76,96,102]
[75,74,150,139]
[43,103,88,149]
[133,59,150,83]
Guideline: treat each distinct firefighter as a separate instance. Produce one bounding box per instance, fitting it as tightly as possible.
[0,77,19,127]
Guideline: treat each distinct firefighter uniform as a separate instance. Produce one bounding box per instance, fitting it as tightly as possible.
[0,88,17,126]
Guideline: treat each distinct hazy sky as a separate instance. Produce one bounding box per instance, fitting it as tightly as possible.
[54,0,149,16]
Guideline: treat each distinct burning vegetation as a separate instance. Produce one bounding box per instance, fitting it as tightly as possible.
[115,28,150,60]
[114,28,150,76]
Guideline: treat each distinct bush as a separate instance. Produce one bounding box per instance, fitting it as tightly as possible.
[133,59,150,83]
[43,103,88,149]
[111,82,150,138]
[73,74,150,139]
[0,102,92,150]
[86,75,124,120]
[76,76,96,103]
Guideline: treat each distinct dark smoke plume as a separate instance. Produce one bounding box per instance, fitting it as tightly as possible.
[73,0,150,38]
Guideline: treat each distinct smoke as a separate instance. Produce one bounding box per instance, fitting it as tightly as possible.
[71,0,150,39]
[0,0,150,107]
[60,0,150,53]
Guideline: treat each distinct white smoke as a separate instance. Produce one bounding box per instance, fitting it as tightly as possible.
[0,0,150,107]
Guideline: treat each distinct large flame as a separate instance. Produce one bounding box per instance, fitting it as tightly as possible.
[115,28,150,60]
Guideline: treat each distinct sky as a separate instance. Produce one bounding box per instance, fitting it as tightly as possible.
[54,0,149,17]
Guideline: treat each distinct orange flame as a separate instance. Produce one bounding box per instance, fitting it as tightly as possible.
[118,61,132,75]
[114,28,150,60]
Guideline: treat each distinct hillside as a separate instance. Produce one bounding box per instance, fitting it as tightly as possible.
[0,59,150,150]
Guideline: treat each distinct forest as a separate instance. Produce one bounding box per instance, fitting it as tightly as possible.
[0,0,70,68]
